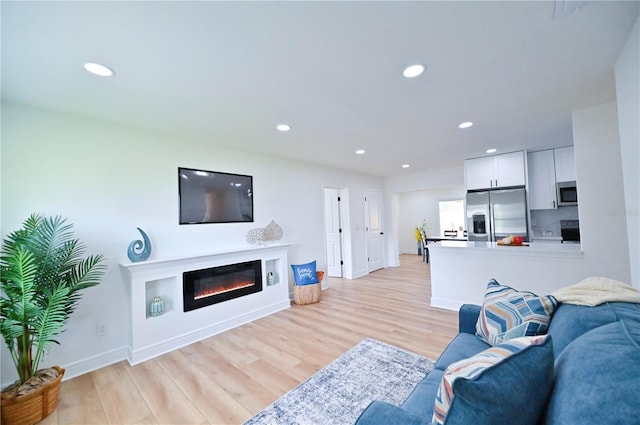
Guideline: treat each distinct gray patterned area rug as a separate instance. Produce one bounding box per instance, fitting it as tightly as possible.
[244,337,434,425]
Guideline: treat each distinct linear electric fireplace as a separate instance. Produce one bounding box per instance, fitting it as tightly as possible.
[183,260,262,312]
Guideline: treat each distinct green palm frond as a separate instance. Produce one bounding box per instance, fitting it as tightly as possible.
[0,245,41,382]
[32,285,71,372]
[0,213,106,383]
[68,254,107,292]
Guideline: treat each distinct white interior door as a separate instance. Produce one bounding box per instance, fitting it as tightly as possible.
[364,189,384,272]
[324,188,343,277]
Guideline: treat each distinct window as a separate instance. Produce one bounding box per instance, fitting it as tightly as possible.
[438,200,465,238]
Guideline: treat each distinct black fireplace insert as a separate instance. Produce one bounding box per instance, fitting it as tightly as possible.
[183,260,262,312]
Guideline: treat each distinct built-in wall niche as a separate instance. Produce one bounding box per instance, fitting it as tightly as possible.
[120,243,290,365]
[265,258,281,285]
[145,277,178,319]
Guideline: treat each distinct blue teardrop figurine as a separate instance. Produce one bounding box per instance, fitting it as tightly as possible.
[127,227,152,262]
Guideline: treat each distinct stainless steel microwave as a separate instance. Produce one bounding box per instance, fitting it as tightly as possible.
[557,181,578,206]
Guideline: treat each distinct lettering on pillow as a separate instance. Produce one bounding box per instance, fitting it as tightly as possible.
[291,261,319,286]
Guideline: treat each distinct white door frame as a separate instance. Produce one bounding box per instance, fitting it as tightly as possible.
[364,188,385,273]
[324,187,344,278]
[323,186,353,279]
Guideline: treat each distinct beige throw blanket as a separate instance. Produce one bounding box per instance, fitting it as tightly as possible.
[551,277,640,306]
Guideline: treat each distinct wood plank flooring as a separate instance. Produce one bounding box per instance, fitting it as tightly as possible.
[42,254,459,425]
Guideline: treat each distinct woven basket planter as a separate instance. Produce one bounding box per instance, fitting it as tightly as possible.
[1,366,65,425]
[294,271,324,305]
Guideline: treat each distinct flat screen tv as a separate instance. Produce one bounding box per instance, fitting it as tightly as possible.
[178,167,254,224]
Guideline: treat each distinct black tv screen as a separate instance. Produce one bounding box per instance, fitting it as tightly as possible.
[178,167,254,224]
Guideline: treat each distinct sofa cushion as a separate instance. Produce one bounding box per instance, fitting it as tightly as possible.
[433,333,490,371]
[290,261,319,285]
[432,335,554,425]
[476,279,558,346]
[546,302,618,357]
[543,319,640,425]
[458,304,482,334]
[400,369,443,420]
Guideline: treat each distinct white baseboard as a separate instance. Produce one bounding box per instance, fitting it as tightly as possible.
[351,267,369,279]
[60,346,130,382]
[430,297,463,311]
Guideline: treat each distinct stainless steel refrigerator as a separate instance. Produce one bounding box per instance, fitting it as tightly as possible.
[466,187,529,242]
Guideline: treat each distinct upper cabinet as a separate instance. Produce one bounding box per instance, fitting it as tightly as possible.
[464,151,526,190]
[527,146,576,210]
[554,146,576,182]
[528,149,557,210]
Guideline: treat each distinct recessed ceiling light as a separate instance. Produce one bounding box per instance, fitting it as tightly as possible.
[402,164,410,168]
[486,148,497,154]
[403,64,425,78]
[276,124,291,132]
[355,149,366,155]
[458,121,474,129]
[84,62,115,77]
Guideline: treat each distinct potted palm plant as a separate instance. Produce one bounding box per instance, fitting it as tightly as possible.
[0,214,106,425]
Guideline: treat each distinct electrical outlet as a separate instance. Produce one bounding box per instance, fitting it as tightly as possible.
[97,321,109,337]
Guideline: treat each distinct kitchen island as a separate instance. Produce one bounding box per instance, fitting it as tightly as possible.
[429,241,584,311]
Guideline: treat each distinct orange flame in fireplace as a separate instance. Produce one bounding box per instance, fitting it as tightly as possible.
[194,279,255,300]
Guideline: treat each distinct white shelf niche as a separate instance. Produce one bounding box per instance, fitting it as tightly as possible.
[144,276,178,319]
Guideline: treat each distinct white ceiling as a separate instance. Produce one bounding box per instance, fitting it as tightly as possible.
[2,1,638,177]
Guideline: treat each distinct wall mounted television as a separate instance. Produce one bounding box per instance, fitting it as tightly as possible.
[178,167,254,224]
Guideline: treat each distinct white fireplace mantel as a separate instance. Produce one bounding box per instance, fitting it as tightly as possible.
[119,243,290,365]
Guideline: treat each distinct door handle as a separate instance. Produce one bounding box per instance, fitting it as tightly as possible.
[380,232,384,235]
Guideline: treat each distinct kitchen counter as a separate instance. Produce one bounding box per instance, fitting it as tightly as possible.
[432,240,582,257]
[429,240,585,311]
[426,237,467,242]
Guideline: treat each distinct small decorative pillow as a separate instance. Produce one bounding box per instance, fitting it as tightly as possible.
[475,279,558,346]
[291,261,319,286]
[432,335,554,425]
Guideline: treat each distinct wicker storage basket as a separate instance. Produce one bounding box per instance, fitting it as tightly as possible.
[1,366,65,425]
[294,271,324,305]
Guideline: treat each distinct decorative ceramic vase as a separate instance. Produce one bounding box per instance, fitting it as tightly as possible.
[149,296,164,317]
[263,220,283,242]
[128,228,152,262]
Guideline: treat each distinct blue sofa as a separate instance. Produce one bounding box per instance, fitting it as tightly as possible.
[356,301,640,425]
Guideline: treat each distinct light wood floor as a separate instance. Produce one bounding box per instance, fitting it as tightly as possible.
[42,254,458,425]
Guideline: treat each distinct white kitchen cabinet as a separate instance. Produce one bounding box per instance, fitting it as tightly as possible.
[465,151,525,190]
[464,156,494,190]
[528,149,557,210]
[554,146,576,182]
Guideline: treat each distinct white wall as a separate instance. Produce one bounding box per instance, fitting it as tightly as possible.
[614,17,640,289]
[572,102,631,284]
[0,103,384,384]
[384,166,465,264]
[385,165,464,193]
[396,187,466,254]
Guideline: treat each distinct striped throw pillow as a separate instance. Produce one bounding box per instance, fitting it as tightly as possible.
[475,279,558,346]
[432,335,553,425]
